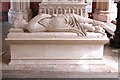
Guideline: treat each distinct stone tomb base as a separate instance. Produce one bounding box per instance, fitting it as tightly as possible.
[5,28,108,65]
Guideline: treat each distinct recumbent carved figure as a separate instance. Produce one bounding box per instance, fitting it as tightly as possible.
[14,13,105,36]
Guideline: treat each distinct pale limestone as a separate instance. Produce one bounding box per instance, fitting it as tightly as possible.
[103,56,118,72]
[9,28,24,33]
[89,64,110,72]
[2,42,118,78]
[39,2,87,17]
[23,13,113,36]
[6,0,108,69]
[8,0,32,24]
[6,30,108,65]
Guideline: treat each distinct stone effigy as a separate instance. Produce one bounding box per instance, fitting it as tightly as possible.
[15,13,105,36]
[13,12,28,29]
[5,1,109,72]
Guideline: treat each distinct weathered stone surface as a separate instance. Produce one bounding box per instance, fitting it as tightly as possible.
[6,31,108,60]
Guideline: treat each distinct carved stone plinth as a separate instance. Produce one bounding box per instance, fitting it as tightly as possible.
[5,28,108,65]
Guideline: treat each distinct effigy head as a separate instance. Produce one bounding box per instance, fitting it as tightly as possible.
[13,12,28,29]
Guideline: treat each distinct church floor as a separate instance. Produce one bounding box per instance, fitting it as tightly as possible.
[2,44,119,78]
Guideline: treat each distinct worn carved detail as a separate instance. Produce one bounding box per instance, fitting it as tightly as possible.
[23,14,105,36]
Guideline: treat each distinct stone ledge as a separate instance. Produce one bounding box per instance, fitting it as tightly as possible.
[5,31,109,44]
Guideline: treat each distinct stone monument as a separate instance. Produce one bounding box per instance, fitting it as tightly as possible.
[6,1,108,65]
